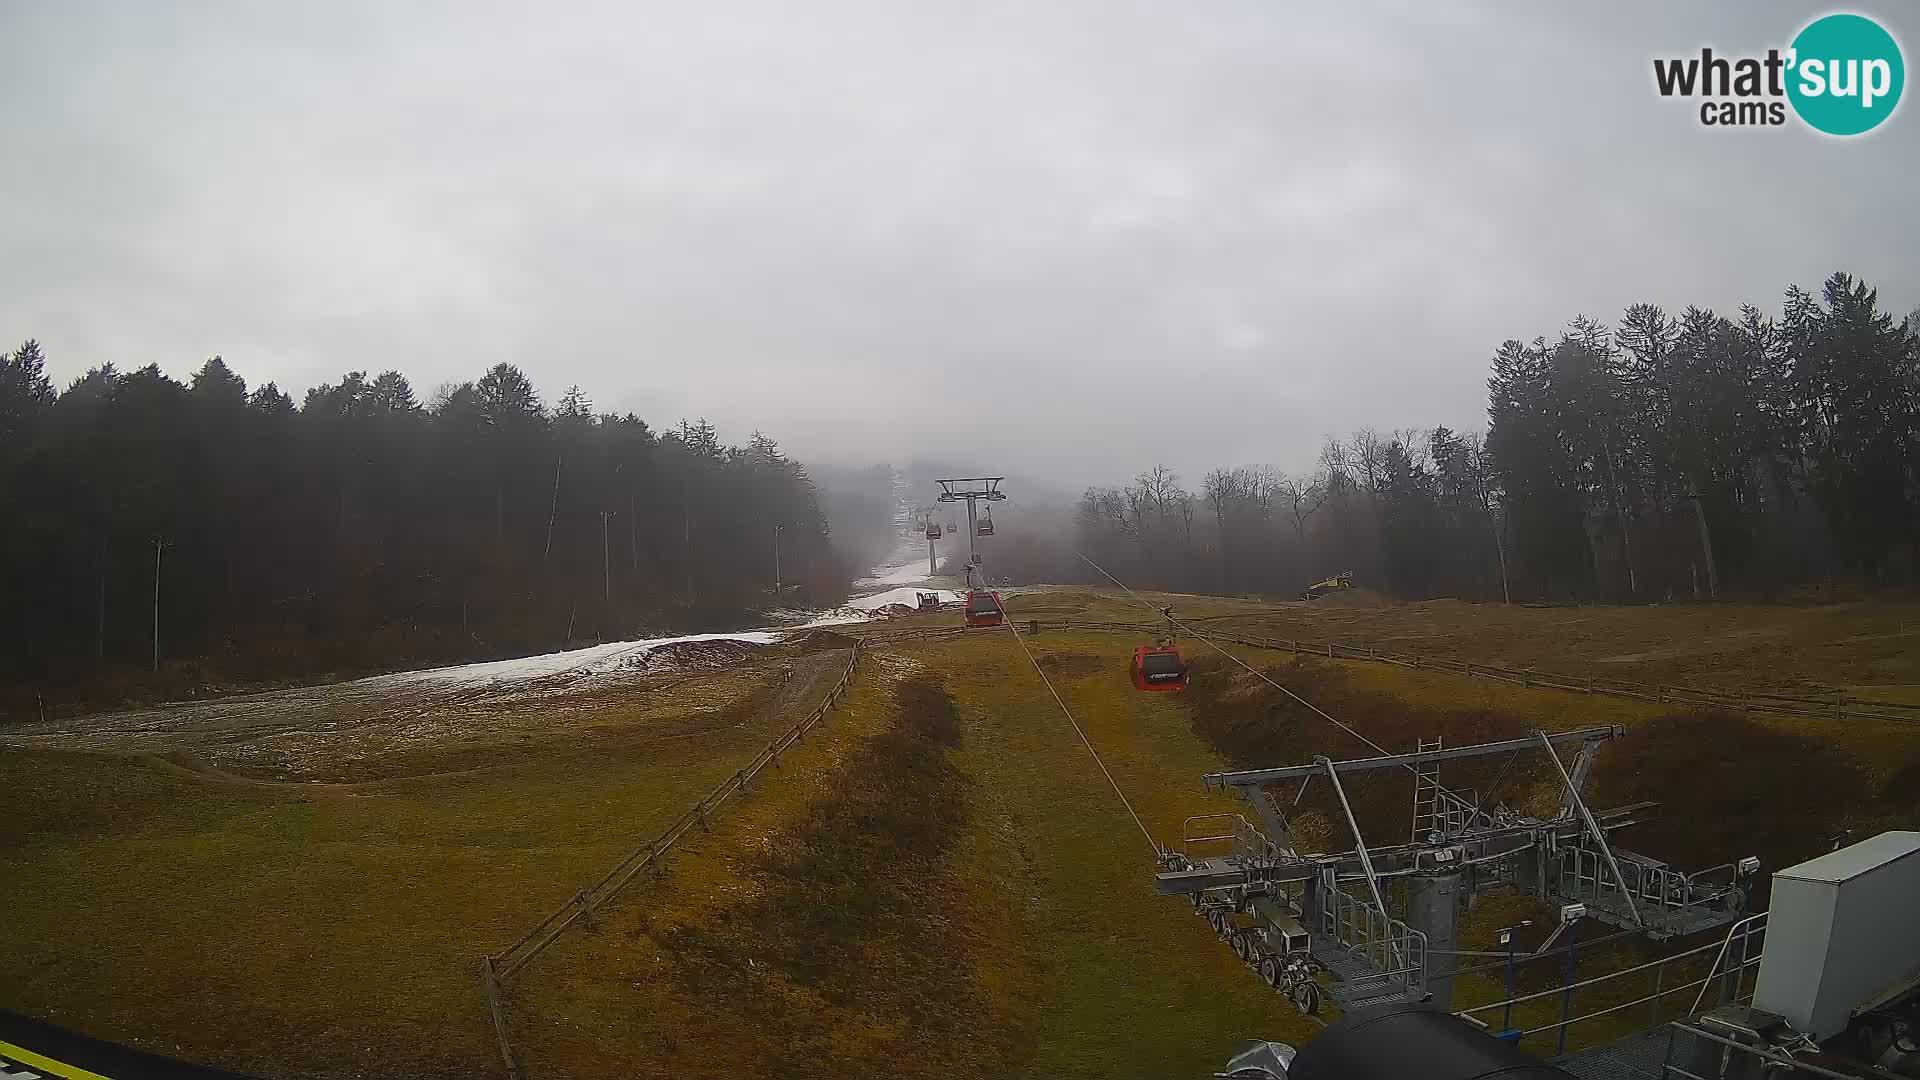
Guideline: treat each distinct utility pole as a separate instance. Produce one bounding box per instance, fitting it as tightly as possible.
[935,478,1006,590]
[1688,492,1719,599]
[97,534,108,664]
[151,537,165,672]
[773,524,783,592]
[543,458,563,562]
[600,511,616,606]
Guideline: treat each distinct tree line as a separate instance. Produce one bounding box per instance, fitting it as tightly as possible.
[0,350,849,700]
[1063,272,1919,603]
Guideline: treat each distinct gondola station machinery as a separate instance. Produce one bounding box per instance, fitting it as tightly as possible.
[1178,722,1920,1080]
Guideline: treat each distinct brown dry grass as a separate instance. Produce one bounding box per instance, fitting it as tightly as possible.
[1197,595,1920,693]
[8,590,1920,1076]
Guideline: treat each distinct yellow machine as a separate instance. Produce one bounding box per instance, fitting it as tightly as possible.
[1302,571,1354,601]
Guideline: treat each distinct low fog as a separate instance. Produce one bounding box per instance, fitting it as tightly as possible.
[5,2,1914,491]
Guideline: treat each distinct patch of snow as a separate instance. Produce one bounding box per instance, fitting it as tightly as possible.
[852,539,937,590]
[854,558,934,589]
[845,586,962,612]
[362,631,783,690]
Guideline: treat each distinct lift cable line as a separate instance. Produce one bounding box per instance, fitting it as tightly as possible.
[1068,546,1763,1019]
[1000,600,1162,858]
[1075,550,1398,760]
[1073,549,1478,804]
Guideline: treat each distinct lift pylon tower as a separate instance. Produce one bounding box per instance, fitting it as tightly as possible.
[1156,727,1760,1015]
[934,477,1006,589]
[909,506,940,575]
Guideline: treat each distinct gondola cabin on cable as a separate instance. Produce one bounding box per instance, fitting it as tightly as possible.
[963,590,1004,627]
[925,519,942,540]
[1131,606,1187,691]
[977,506,995,536]
[1130,643,1187,691]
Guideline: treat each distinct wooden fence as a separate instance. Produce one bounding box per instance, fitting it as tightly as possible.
[478,644,863,1078]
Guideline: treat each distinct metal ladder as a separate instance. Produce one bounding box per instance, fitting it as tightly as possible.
[1411,736,1444,842]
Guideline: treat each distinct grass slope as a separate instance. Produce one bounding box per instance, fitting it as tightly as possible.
[905,628,1310,1078]
[7,592,1920,1076]
[505,651,1016,1079]
[0,661,846,1078]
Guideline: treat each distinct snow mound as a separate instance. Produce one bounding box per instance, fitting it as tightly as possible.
[845,586,963,612]
[374,631,782,689]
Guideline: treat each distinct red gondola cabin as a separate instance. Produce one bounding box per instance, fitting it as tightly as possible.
[926,521,943,540]
[1131,644,1187,691]
[963,590,1003,627]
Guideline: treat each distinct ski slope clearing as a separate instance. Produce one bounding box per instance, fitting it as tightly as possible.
[0,528,943,772]
[375,631,782,689]
[847,586,963,611]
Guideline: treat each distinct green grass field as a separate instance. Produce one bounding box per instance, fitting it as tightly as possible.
[0,659,835,1078]
[4,591,1919,1077]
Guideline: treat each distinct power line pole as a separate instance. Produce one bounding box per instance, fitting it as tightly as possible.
[600,510,616,606]
[772,524,783,591]
[543,457,563,562]
[151,537,165,672]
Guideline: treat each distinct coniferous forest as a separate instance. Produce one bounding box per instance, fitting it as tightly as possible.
[5,271,1917,709]
[1051,273,1919,602]
[0,354,849,705]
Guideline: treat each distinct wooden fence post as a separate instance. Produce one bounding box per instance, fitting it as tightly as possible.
[481,956,525,1080]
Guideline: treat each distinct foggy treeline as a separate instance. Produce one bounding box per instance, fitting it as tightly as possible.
[0,351,847,694]
[1047,273,1919,603]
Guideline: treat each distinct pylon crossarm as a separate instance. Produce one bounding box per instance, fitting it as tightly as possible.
[1206,726,1622,789]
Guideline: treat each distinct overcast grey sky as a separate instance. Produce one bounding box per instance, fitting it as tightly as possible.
[2,2,1913,489]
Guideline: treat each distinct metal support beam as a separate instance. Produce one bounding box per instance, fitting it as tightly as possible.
[1535,729,1643,929]
[1206,726,1622,790]
[1317,756,1391,922]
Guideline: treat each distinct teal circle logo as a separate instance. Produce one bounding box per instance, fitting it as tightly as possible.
[1787,13,1904,135]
